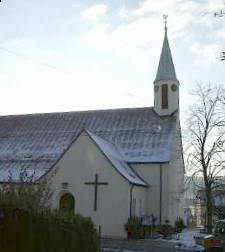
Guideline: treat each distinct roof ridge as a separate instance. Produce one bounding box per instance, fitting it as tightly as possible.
[0,106,154,119]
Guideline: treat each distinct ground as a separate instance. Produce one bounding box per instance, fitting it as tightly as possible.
[101,237,194,252]
[101,248,192,252]
[101,229,205,252]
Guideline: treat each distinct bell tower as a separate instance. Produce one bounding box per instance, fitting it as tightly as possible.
[154,16,180,116]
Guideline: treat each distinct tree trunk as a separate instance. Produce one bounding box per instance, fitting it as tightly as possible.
[205,188,213,233]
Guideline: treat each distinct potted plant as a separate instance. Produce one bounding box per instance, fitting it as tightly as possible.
[125,218,143,239]
[174,217,185,233]
[157,220,174,239]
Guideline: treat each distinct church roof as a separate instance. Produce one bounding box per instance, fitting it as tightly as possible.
[154,29,178,83]
[87,130,148,187]
[0,107,177,182]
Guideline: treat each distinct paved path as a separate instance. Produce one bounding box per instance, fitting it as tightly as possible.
[101,248,191,252]
[101,238,194,252]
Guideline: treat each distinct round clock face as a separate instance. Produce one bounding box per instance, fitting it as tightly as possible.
[154,86,159,92]
[171,84,177,92]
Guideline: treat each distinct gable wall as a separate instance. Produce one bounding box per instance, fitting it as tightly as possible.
[49,131,132,238]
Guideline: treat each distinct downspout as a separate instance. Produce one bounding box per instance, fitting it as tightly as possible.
[159,164,162,224]
[129,184,134,218]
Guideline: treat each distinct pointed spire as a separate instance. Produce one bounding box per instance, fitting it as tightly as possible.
[154,15,178,83]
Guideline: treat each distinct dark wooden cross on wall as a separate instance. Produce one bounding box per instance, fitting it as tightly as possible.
[85,174,108,211]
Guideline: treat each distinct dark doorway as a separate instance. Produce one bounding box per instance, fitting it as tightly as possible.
[59,193,75,211]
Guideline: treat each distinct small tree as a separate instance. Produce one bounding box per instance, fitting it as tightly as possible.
[0,168,53,213]
[185,83,225,232]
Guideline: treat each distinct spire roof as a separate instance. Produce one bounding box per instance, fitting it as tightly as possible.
[154,25,178,83]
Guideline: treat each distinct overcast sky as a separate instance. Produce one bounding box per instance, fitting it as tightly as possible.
[0,0,224,120]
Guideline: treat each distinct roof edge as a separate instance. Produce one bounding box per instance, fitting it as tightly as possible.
[86,130,148,187]
[37,128,85,182]
[0,106,154,119]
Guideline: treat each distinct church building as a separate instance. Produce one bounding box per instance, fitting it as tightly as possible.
[0,24,184,238]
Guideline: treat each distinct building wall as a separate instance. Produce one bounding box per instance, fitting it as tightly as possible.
[42,120,184,235]
[167,120,185,224]
[49,131,139,238]
[131,121,185,226]
[131,186,148,218]
[131,163,165,223]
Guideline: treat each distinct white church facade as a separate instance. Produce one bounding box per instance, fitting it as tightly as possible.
[0,26,185,238]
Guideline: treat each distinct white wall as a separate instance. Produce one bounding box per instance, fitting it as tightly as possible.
[42,123,184,235]
[49,131,134,238]
[131,163,163,222]
[132,186,148,218]
[131,122,185,225]
[168,120,185,224]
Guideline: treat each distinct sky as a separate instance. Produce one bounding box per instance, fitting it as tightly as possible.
[0,0,224,120]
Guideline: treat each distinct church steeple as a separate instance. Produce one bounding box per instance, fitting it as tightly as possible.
[153,15,180,116]
[154,17,178,83]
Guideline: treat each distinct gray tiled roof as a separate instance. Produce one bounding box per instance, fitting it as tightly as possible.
[0,107,177,181]
[154,30,178,83]
[87,130,147,186]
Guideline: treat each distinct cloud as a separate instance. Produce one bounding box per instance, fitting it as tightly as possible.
[82,4,107,21]
[134,0,177,16]
[133,0,223,17]
[204,0,224,12]
[79,0,225,66]
[190,42,222,65]
[79,16,163,58]
[0,0,224,116]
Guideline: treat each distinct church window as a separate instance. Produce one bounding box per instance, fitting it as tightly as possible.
[59,193,75,211]
[161,84,168,109]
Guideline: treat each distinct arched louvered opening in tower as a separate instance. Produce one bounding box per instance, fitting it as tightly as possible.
[161,84,168,109]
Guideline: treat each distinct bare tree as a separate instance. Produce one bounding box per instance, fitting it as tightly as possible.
[0,168,54,213]
[185,83,225,232]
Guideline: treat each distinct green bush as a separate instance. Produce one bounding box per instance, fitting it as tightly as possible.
[174,217,185,233]
[0,204,99,252]
[125,218,144,239]
[156,224,174,237]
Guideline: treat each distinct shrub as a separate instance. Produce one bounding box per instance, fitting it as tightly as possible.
[0,205,99,252]
[0,170,98,252]
[156,224,174,237]
[125,218,144,239]
[174,217,185,233]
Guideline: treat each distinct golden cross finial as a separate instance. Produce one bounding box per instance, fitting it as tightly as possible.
[163,14,168,32]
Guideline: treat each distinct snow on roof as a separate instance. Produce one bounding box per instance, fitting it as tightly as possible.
[0,107,177,182]
[87,130,147,186]
[154,29,178,83]
[0,167,47,183]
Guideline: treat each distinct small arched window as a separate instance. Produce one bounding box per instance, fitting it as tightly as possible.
[161,84,168,109]
[59,193,75,211]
